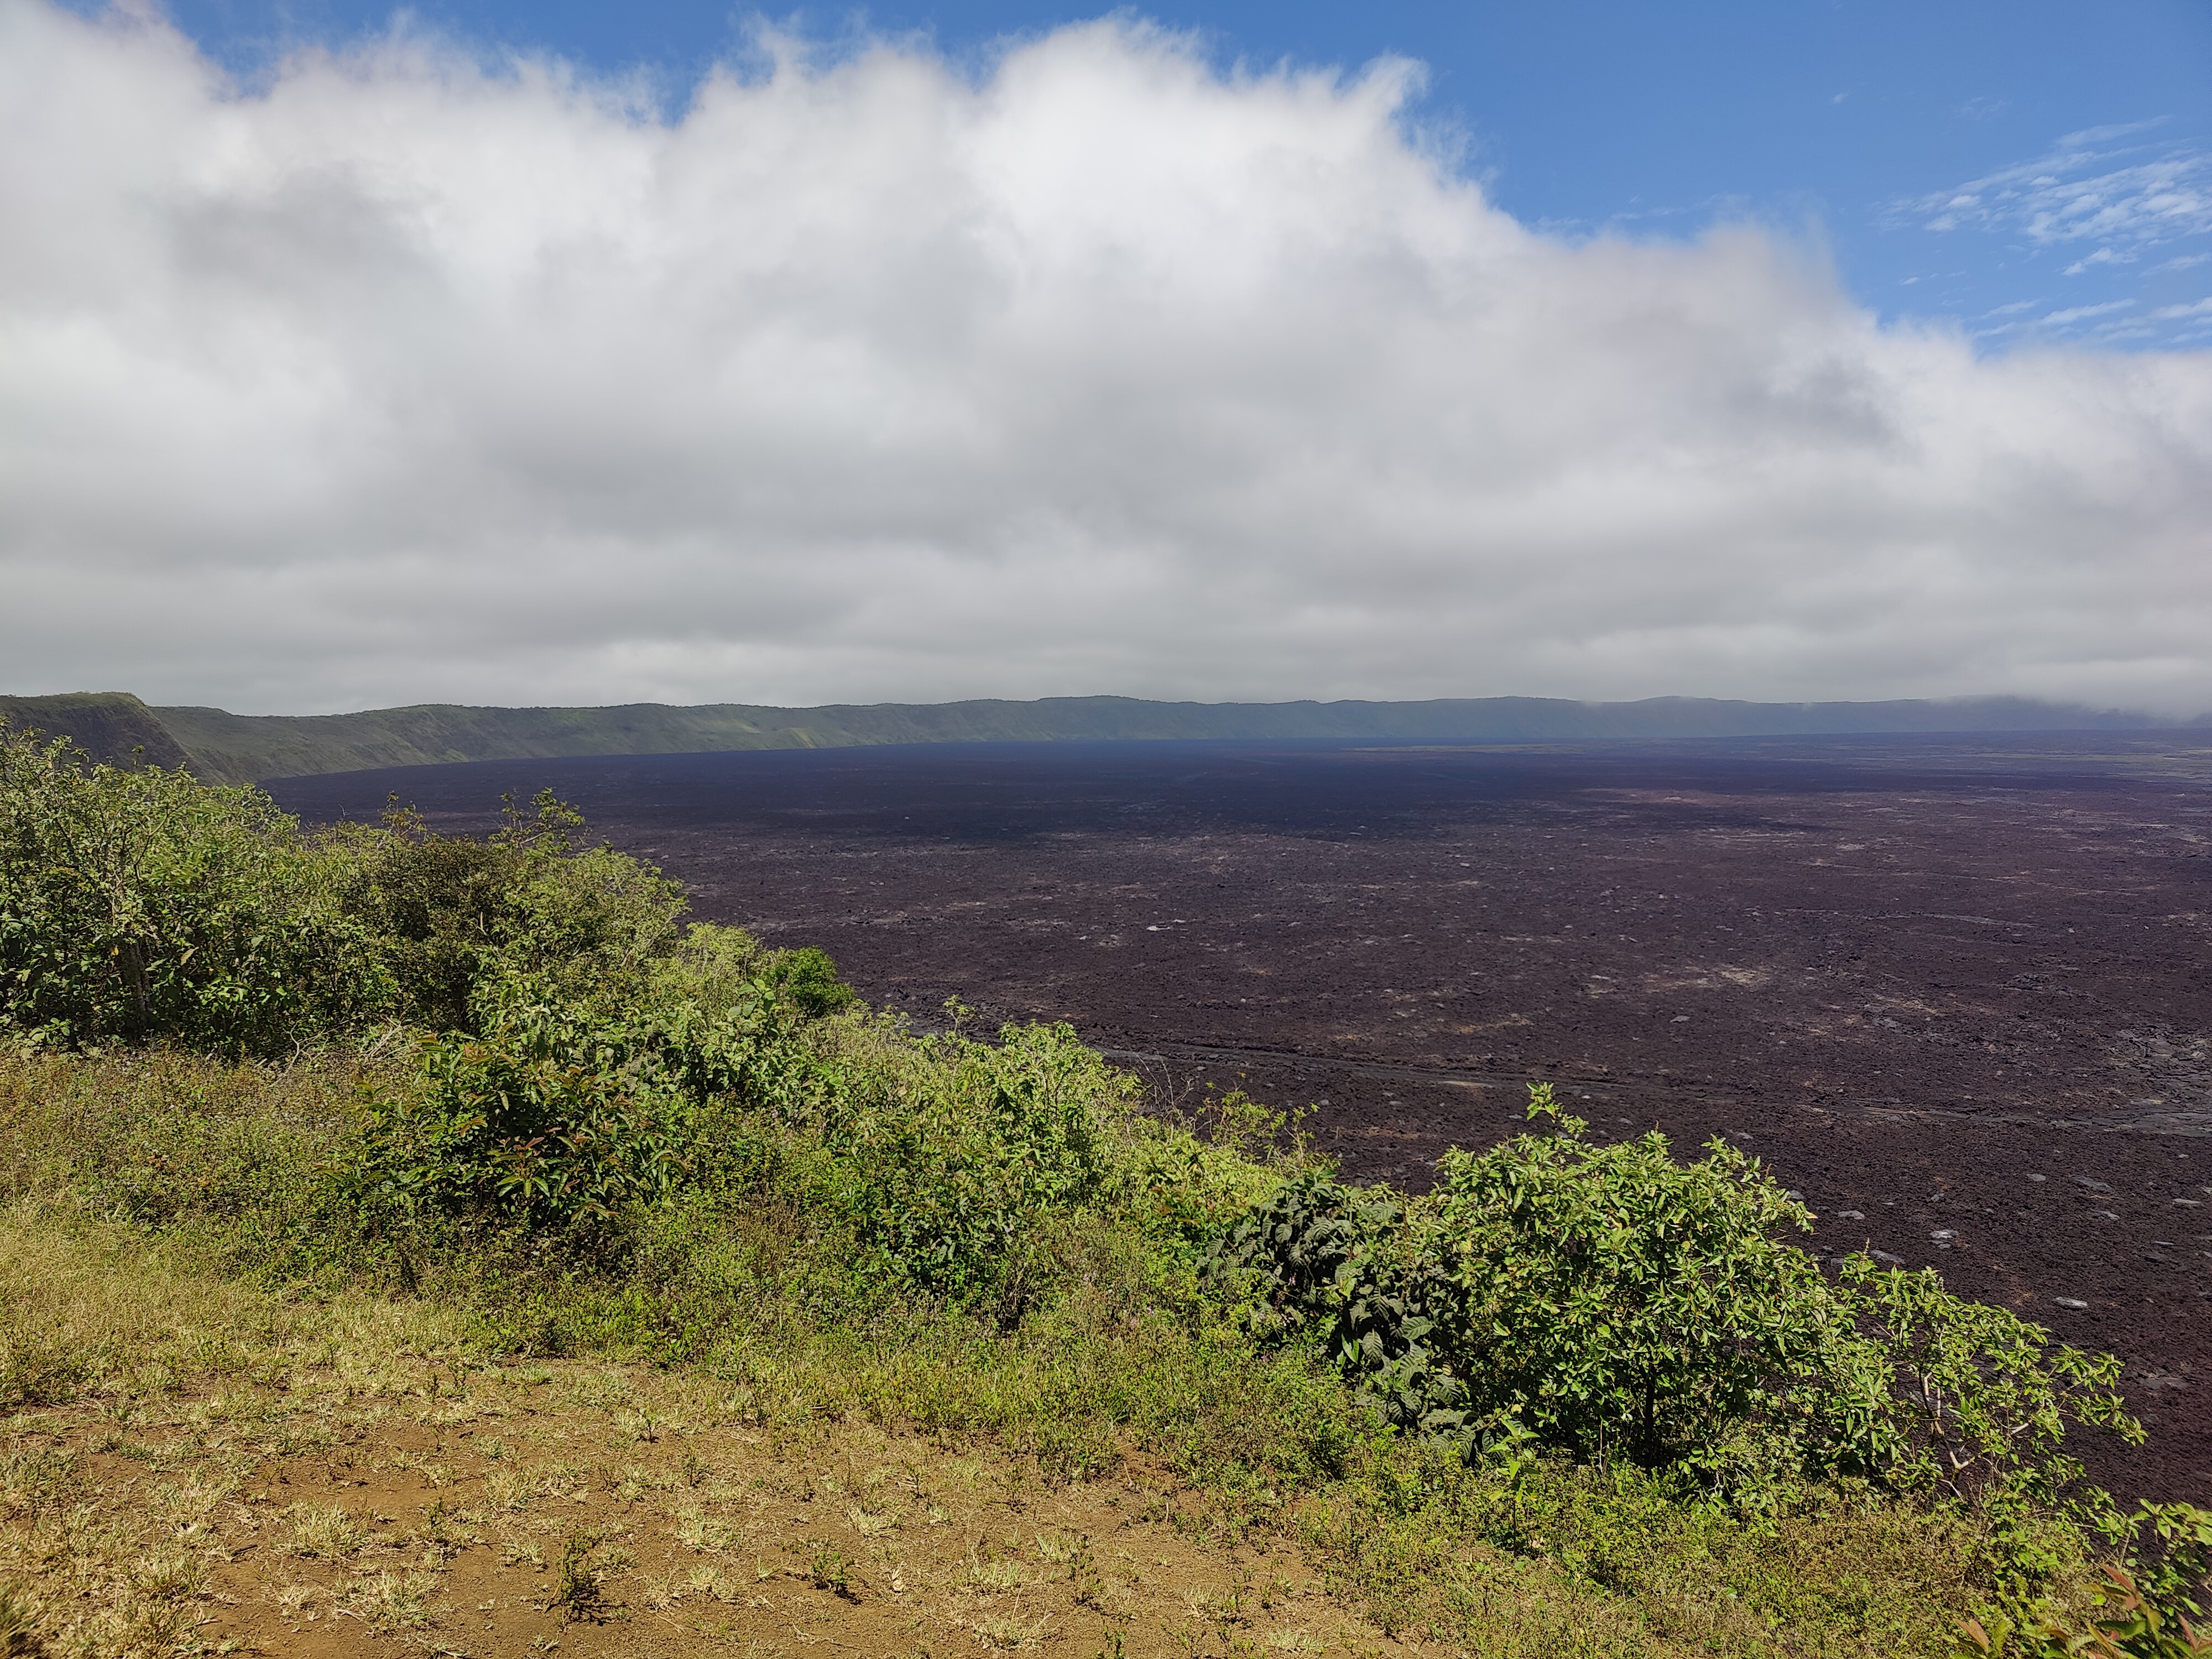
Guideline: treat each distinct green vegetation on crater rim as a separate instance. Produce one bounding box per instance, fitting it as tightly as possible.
[2,687,2199,785]
[2,722,2209,1657]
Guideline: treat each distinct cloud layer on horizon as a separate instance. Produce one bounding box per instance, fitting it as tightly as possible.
[4,2,2212,717]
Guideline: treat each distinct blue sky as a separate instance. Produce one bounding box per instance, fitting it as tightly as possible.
[153,0,2212,349]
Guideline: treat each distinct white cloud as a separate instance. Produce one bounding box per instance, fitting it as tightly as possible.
[1901,123,2212,259]
[2040,299,2136,326]
[2063,247,2130,275]
[4,2,2212,716]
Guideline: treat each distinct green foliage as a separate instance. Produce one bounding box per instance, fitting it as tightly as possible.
[1965,1504,2212,1658]
[349,983,700,1232]
[1422,1088,1837,1478]
[326,790,689,1032]
[1964,1517,2212,1656]
[0,727,386,1055]
[795,1019,1131,1316]
[766,946,857,1019]
[1207,1170,1477,1445]
[1822,1255,2141,1509]
[1215,1087,2138,1522]
[323,809,515,1032]
[1308,1448,2051,1656]
[1208,1168,1391,1333]
[0,1045,378,1292]
[2126,1505,2212,1623]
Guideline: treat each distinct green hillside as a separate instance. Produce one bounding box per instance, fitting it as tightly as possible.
[0,692,194,772]
[0,688,2188,784]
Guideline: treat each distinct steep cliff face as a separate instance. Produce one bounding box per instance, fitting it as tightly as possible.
[0,692,196,773]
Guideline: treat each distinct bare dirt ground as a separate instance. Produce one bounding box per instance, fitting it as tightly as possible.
[271,732,2212,1503]
[1,1286,1365,1659]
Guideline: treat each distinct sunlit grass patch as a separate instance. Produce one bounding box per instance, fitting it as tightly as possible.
[342,1566,439,1631]
[283,1503,367,1561]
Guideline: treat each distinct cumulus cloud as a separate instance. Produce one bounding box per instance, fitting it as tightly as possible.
[4,3,2212,716]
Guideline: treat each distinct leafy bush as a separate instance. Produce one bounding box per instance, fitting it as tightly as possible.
[1964,1504,2212,1656]
[1422,1089,1839,1480]
[1823,1254,2140,1507]
[1207,1170,1475,1443]
[349,984,701,1234]
[327,791,689,1032]
[798,1019,1132,1317]
[346,961,1145,1321]
[1216,1088,2138,1517]
[2126,1504,2212,1630]
[0,728,389,1056]
[761,946,856,1019]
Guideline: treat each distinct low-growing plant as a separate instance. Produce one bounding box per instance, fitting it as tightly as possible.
[1963,1521,2212,1657]
[555,1530,604,1622]
[807,1540,855,1599]
[0,1578,49,1658]
[1970,1504,2212,1657]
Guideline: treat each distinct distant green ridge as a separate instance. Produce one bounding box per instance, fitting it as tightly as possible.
[2,691,2195,786]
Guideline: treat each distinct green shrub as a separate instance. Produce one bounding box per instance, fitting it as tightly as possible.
[348,982,706,1233]
[1421,1088,1838,1477]
[804,1020,1125,1313]
[1207,1170,1474,1443]
[0,728,387,1055]
[1964,1502,2212,1656]
[762,946,856,1019]
[1215,1087,2139,1519]
[327,791,690,1032]
[726,1013,1233,1321]
[1819,1255,2140,1510]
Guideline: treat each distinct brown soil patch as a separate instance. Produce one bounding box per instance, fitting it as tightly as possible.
[6,1357,1370,1658]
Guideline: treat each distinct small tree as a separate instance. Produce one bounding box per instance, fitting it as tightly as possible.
[1213,1086,2140,1512]
[0,726,384,1055]
[326,789,691,1032]
[1423,1087,1835,1473]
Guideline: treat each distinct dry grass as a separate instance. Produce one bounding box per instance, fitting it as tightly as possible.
[0,1211,1449,1657]
[0,1206,2037,1658]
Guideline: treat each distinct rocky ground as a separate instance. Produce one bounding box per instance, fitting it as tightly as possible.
[272,730,2212,1503]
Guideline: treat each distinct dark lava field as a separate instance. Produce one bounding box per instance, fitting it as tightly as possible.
[270,732,2212,1499]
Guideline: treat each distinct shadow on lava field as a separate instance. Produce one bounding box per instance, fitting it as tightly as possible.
[270,731,2212,1499]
